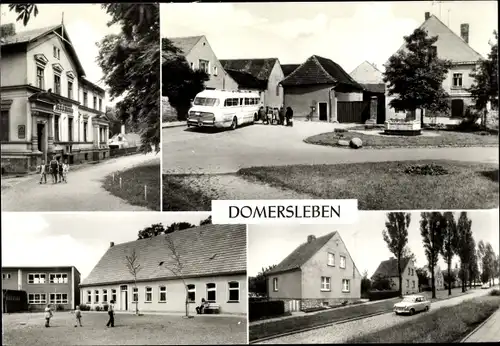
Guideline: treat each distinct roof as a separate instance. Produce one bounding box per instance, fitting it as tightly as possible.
[267,232,337,275]
[219,58,279,81]
[168,35,203,56]
[224,69,267,90]
[2,266,81,275]
[371,257,412,279]
[80,78,105,94]
[393,14,483,63]
[280,55,364,91]
[194,89,260,98]
[1,24,86,77]
[350,61,384,84]
[362,83,386,93]
[81,224,246,287]
[282,64,300,77]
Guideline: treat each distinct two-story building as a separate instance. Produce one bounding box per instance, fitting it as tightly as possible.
[371,257,418,295]
[0,23,110,174]
[266,232,361,312]
[385,12,483,119]
[1,266,81,311]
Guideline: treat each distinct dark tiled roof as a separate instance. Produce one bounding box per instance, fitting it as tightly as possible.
[281,55,363,91]
[282,64,300,77]
[219,58,278,81]
[267,232,337,275]
[81,224,246,286]
[225,69,267,90]
[371,258,411,279]
[168,36,203,56]
[362,83,386,93]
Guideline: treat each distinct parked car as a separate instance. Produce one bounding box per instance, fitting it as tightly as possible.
[481,283,490,289]
[393,295,431,316]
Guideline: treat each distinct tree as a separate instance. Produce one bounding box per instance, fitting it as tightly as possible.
[165,222,195,234]
[416,267,430,291]
[477,240,486,275]
[361,270,372,296]
[482,243,496,286]
[442,270,456,289]
[199,216,212,226]
[249,265,276,297]
[440,212,458,296]
[106,106,122,137]
[382,212,412,297]
[97,4,160,153]
[137,223,166,239]
[468,30,498,126]
[468,240,479,288]
[384,28,452,124]
[420,212,445,299]
[7,4,38,26]
[125,250,142,315]
[162,38,209,120]
[455,212,474,292]
[371,274,393,291]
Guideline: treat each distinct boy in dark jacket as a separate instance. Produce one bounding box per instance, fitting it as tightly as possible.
[286,107,294,127]
[49,156,59,183]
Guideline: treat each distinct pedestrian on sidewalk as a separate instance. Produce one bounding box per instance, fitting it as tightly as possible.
[74,305,83,327]
[49,156,59,184]
[44,304,53,327]
[38,160,47,184]
[106,300,115,327]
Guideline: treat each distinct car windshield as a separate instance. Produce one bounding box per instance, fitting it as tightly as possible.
[193,97,219,106]
[402,297,415,302]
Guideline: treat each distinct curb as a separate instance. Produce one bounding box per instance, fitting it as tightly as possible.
[249,310,390,344]
[460,307,499,343]
[162,122,186,129]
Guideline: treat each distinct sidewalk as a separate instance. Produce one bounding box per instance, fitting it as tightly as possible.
[162,121,186,128]
[81,310,245,318]
[462,307,500,342]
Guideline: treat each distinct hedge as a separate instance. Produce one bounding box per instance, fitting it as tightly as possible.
[249,300,285,322]
[368,290,400,301]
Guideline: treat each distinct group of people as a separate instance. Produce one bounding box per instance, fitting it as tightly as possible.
[43,300,115,328]
[37,156,69,184]
[258,105,294,126]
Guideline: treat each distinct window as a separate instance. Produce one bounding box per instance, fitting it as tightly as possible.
[87,291,91,304]
[228,281,240,302]
[83,91,88,107]
[99,98,102,112]
[190,62,194,69]
[406,279,409,288]
[94,290,99,303]
[273,278,278,292]
[244,98,250,105]
[28,273,46,284]
[340,255,346,269]
[49,273,68,284]
[49,293,68,304]
[111,289,117,303]
[68,81,73,99]
[132,287,138,302]
[54,115,60,141]
[54,74,61,95]
[68,117,73,141]
[213,66,218,75]
[144,287,152,302]
[199,59,209,73]
[412,280,415,288]
[36,67,45,89]
[159,286,166,302]
[2,273,11,279]
[206,283,217,302]
[83,121,88,142]
[193,97,219,106]
[453,73,463,87]
[1,111,10,141]
[28,293,46,304]
[276,84,280,96]
[103,289,108,303]
[53,46,57,58]
[93,96,97,109]
[224,98,239,107]
[187,284,195,303]
[342,279,350,292]
[321,276,331,291]
[327,253,335,266]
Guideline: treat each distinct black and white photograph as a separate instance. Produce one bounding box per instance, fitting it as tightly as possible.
[162,1,498,212]
[1,3,161,211]
[1,212,248,345]
[247,210,500,344]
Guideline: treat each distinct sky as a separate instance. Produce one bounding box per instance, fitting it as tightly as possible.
[0,4,122,105]
[248,210,500,277]
[1,212,211,280]
[161,1,498,74]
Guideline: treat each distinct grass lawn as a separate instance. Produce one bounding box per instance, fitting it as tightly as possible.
[103,163,160,211]
[238,160,499,210]
[305,129,499,149]
[346,295,500,343]
[3,312,247,345]
[163,174,213,211]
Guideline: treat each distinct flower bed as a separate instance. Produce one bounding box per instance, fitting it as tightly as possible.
[384,119,422,136]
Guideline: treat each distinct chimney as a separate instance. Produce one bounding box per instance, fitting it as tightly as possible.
[110,242,114,248]
[120,124,125,135]
[0,23,16,38]
[307,235,316,243]
[389,256,395,260]
[425,12,430,20]
[460,23,469,44]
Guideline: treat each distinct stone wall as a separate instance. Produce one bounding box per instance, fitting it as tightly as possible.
[300,297,359,310]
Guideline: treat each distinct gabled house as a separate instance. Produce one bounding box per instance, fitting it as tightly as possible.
[385,12,484,119]
[108,124,141,150]
[280,55,365,123]
[350,61,386,123]
[168,35,238,91]
[266,232,361,312]
[1,23,110,173]
[219,58,284,107]
[80,224,247,315]
[371,257,418,295]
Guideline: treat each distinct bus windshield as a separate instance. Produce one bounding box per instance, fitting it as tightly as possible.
[193,97,219,106]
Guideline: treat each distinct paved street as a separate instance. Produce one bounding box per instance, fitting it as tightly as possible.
[163,122,499,174]
[463,306,500,342]
[1,153,159,211]
[257,288,492,344]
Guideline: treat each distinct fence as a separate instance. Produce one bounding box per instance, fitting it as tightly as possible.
[337,101,370,123]
[109,147,140,158]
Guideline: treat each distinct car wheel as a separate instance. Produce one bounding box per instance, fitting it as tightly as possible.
[409,309,415,316]
[230,117,237,130]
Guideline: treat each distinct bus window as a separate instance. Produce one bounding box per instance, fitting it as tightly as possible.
[224,98,239,107]
[239,98,243,105]
[245,98,250,105]
[193,97,219,106]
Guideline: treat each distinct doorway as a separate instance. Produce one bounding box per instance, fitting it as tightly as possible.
[451,99,464,118]
[37,123,45,153]
[318,102,328,121]
[120,285,128,311]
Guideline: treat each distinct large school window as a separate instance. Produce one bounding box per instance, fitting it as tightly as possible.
[86,290,91,303]
[103,289,108,302]
[49,293,68,304]
[28,293,46,304]
[94,290,99,303]
[28,273,46,284]
[49,273,68,284]
[111,289,117,302]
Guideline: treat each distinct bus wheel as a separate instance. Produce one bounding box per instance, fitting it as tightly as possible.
[230,117,237,130]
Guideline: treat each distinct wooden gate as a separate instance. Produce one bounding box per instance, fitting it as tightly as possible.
[337,101,370,123]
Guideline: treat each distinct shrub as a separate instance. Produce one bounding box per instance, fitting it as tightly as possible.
[249,300,285,321]
[368,290,400,301]
[490,289,500,296]
[56,305,65,311]
[334,128,348,133]
[79,304,91,311]
[102,304,109,311]
[303,306,327,313]
[403,163,449,176]
[95,306,101,312]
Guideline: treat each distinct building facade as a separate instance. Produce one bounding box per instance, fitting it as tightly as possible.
[0,23,110,174]
[80,224,247,315]
[266,232,362,311]
[371,257,418,295]
[1,266,81,311]
[423,265,445,291]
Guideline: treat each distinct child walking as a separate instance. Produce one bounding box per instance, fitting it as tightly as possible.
[74,305,83,327]
[58,158,64,183]
[44,304,53,327]
[38,160,47,184]
[62,160,69,183]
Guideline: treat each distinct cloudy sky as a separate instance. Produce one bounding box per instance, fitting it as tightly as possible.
[1,212,211,280]
[0,4,121,105]
[248,210,499,277]
[162,1,497,73]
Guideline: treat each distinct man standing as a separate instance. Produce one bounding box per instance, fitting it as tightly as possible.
[106,299,115,327]
[279,105,285,125]
[49,156,59,184]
